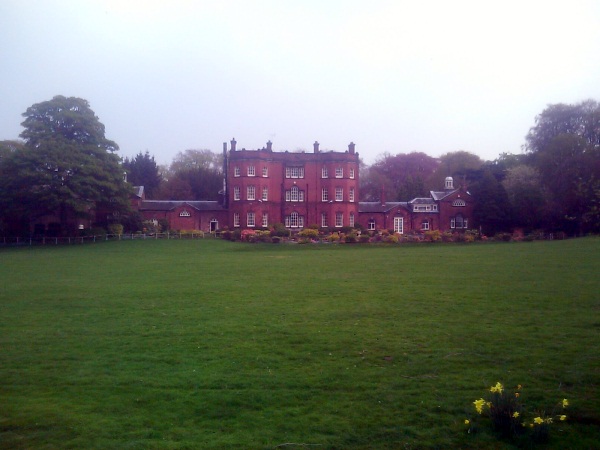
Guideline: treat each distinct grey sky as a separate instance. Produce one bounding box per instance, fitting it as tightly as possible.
[2,0,599,165]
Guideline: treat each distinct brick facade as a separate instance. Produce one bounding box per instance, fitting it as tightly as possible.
[226,139,360,230]
[134,141,474,234]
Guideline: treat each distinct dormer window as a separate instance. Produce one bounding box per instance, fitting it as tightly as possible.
[452,199,466,207]
[179,210,191,217]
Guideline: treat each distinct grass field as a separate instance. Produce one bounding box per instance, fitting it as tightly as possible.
[1,238,599,449]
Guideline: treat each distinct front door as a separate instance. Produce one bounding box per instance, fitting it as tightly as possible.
[393,217,403,234]
[210,219,218,232]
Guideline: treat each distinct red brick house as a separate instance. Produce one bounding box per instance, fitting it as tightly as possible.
[132,140,473,234]
[225,139,360,230]
[357,177,474,233]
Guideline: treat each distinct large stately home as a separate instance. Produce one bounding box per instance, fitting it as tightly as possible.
[136,139,474,234]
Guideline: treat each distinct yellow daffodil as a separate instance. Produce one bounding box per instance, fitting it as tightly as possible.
[560,415,567,421]
[562,398,569,408]
[517,384,522,390]
[546,418,553,424]
[465,419,470,425]
[533,417,544,425]
[490,382,504,394]
[515,392,520,398]
[512,411,520,418]
[473,398,486,414]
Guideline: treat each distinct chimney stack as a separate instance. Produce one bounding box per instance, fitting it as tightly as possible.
[313,141,320,153]
[348,142,355,154]
[231,138,237,151]
[266,140,272,151]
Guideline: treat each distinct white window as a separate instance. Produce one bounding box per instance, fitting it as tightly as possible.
[321,188,328,202]
[247,185,255,200]
[285,211,304,228]
[322,167,328,178]
[179,209,191,217]
[349,168,355,179]
[233,212,240,227]
[262,212,268,227]
[433,205,438,211]
[452,199,466,207]
[335,187,343,201]
[393,217,403,234]
[421,220,430,230]
[286,166,304,178]
[335,167,343,178]
[247,212,255,227]
[451,214,467,229]
[233,186,240,201]
[349,187,355,202]
[247,165,255,177]
[349,212,355,228]
[262,166,268,177]
[286,186,304,202]
[368,219,376,230]
[321,212,328,227]
[335,212,343,227]
[234,167,240,177]
[262,186,268,201]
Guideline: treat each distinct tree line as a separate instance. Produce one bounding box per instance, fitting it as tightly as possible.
[1,95,599,236]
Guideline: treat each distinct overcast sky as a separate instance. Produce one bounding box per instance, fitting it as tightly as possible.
[2,0,600,165]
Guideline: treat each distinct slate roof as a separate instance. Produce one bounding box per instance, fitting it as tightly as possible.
[139,200,226,212]
[131,185,144,198]
[358,202,409,213]
[408,197,437,205]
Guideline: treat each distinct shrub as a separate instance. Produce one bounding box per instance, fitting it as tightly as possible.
[108,224,123,236]
[424,230,441,242]
[271,223,289,237]
[328,232,340,242]
[384,234,398,244]
[344,233,358,243]
[359,234,370,243]
[298,228,319,239]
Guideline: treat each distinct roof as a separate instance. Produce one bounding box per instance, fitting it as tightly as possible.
[358,202,409,213]
[409,197,437,204]
[131,185,144,198]
[140,200,226,212]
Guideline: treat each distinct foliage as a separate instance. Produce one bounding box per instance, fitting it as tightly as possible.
[108,223,123,235]
[467,382,570,445]
[526,100,600,233]
[156,149,223,201]
[424,229,441,242]
[122,151,162,199]
[298,228,319,239]
[0,96,131,235]
[470,169,512,235]
[360,152,438,201]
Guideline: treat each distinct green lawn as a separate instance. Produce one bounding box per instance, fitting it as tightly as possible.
[1,238,598,449]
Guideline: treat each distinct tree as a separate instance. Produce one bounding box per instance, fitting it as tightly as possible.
[123,151,162,199]
[526,100,600,233]
[0,96,131,235]
[502,165,547,230]
[428,150,483,190]
[470,169,512,235]
[155,149,223,201]
[361,152,438,201]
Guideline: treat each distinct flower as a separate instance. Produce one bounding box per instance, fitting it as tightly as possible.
[490,382,504,394]
[560,415,567,421]
[533,417,544,425]
[546,418,553,424]
[517,384,522,390]
[515,392,520,398]
[562,399,569,408]
[465,419,470,425]
[512,412,520,418]
[473,398,486,414]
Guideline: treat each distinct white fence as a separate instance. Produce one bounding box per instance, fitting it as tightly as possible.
[0,232,211,247]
